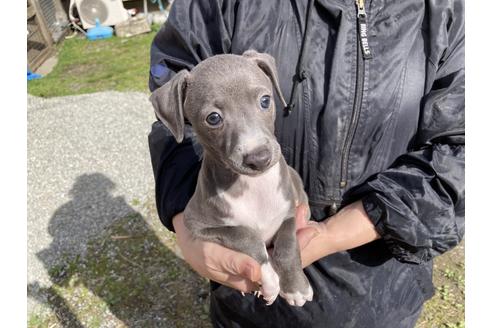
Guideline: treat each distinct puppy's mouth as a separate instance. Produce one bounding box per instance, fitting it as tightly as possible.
[227,158,279,176]
[225,147,281,176]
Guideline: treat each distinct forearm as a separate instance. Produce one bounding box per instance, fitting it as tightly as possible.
[299,201,380,267]
[324,201,380,251]
[149,121,202,232]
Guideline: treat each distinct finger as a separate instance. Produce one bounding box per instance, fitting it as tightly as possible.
[295,203,309,230]
[296,226,320,250]
[206,267,260,292]
[223,252,262,283]
[221,274,260,293]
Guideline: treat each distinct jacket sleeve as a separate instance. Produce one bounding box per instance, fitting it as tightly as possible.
[360,1,465,264]
[148,0,236,231]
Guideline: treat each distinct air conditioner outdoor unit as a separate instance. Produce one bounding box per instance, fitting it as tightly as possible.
[72,0,129,29]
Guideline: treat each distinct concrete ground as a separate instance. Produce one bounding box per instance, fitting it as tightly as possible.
[27,91,156,313]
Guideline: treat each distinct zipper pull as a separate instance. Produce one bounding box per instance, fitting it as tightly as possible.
[328,203,339,217]
[356,0,373,60]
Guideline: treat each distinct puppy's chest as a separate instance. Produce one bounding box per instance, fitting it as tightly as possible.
[221,165,292,242]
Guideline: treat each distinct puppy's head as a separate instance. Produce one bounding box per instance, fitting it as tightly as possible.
[150,50,287,176]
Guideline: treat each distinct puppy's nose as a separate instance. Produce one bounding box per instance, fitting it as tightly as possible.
[243,147,272,171]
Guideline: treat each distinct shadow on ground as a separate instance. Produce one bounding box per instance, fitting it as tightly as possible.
[27,173,464,327]
[28,173,211,327]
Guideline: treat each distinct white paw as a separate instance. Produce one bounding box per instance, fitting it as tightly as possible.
[260,262,280,305]
[280,284,313,307]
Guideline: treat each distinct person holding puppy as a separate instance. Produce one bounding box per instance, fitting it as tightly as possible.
[148,0,464,327]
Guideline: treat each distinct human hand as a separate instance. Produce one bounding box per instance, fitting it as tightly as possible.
[294,203,329,268]
[172,213,261,292]
[295,201,380,268]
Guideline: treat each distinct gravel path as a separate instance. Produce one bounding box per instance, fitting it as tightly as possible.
[27,91,156,313]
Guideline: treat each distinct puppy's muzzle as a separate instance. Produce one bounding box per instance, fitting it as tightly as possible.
[242,146,272,171]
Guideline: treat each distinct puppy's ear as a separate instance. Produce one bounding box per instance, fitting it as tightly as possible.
[243,50,287,108]
[149,70,189,143]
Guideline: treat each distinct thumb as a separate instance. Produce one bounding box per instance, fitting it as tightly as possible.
[295,203,309,230]
[225,253,262,282]
[296,226,319,250]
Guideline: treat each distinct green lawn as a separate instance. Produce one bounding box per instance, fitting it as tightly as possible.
[28,25,159,98]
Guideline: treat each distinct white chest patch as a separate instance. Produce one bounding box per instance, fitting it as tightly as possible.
[221,163,292,243]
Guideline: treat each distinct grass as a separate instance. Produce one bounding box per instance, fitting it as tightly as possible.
[27,25,160,98]
[416,241,465,328]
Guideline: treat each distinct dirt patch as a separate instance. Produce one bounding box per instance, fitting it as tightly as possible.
[64,63,102,76]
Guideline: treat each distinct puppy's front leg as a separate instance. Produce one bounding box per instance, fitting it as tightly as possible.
[271,218,313,306]
[199,225,280,305]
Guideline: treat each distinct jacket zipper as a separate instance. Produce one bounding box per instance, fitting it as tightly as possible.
[339,0,372,189]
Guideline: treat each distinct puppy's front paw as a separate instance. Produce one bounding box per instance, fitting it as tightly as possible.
[280,283,313,307]
[260,262,280,305]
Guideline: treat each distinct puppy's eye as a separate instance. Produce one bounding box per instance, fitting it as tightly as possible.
[206,112,222,126]
[260,95,271,110]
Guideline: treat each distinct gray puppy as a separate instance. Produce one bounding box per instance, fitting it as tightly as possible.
[150,50,313,306]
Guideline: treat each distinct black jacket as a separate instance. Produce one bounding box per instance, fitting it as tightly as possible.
[148,0,465,327]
